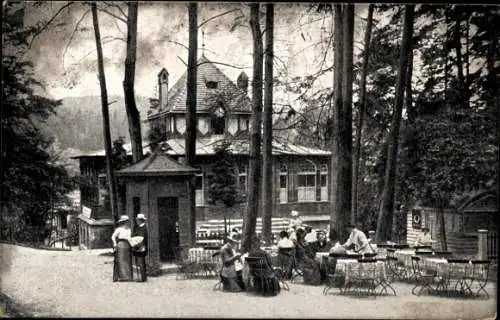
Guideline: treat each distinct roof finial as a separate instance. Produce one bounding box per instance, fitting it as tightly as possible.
[202,29,206,56]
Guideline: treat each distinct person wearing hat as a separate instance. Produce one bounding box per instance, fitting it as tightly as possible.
[341,223,375,255]
[111,215,133,282]
[414,227,435,247]
[218,232,245,292]
[289,209,303,229]
[310,230,331,254]
[132,213,149,282]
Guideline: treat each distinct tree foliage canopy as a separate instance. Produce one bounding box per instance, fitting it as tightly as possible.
[206,140,240,208]
[2,3,73,242]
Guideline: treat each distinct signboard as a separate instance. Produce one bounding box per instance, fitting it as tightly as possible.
[82,206,92,219]
[412,209,422,229]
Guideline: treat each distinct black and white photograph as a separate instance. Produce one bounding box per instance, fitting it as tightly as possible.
[1,1,498,318]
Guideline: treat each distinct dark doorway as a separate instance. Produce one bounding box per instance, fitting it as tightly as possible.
[157,197,179,261]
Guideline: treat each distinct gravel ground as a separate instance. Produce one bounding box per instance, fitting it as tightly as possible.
[0,243,497,318]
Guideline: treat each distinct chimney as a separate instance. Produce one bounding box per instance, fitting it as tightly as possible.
[237,71,249,94]
[158,68,169,110]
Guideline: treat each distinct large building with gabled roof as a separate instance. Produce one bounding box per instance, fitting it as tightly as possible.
[74,54,333,261]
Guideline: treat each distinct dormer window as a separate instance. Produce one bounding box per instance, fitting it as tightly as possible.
[206,81,218,89]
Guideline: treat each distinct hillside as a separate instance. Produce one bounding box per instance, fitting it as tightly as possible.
[45,95,151,152]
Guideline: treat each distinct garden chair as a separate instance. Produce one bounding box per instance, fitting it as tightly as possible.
[245,256,281,296]
[212,251,223,291]
[174,246,199,280]
[410,256,443,296]
[469,260,491,299]
[442,258,473,297]
[385,255,408,282]
[322,256,345,295]
[347,258,379,297]
[375,257,397,296]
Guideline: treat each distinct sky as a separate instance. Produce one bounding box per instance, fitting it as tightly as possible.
[23,2,370,102]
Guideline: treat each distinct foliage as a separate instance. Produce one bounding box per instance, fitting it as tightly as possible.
[273,4,498,241]
[111,136,129,170]
[2,3,73,244]
[207,140,240,208]
[148,125,164,153]
[403,105,496,207]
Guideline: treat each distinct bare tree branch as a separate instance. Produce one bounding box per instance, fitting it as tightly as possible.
[197,60,250,69]
[102,1,127,19]
[177,56,187,66]
[198,8,242,28]
[62,8,91,69]
[101,35,126,42]
[98,7,127,23]
[113,15,126,36]
[27,1,75,51]
[76,37,124,62]
[165,39,189,51]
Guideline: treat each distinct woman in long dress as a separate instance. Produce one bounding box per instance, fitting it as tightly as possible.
[295,228,322,285]
[111,215,133,282]
[219,233,245,292]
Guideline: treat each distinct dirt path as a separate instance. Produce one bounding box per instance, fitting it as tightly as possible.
[0,244,496,318]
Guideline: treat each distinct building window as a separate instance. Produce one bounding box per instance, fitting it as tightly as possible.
[297,160,316,202]
[320,163,328,201]
[279,164,288,204]
[206,81,218,89]
[211,106,226,135]
[195,167,204,206]
[238,164,247,197]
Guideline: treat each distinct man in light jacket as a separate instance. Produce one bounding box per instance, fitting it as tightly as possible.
[342,223,375,255]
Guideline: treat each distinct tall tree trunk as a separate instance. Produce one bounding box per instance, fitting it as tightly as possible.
[453,7,465,87]
[123,1,143,163]
[91,2,118,223]
[486,12,500,232]
[375,4,414,242]
[352,4,373,225]
[341,4,354,230]
[437,203,448,251]
[443,10,449,103]
[186,2,198,246]
[453,6,468,110]
[330,4,344,237]
[401,32,415,240]
[241,3,263,252]
[406,49,414,123]
[262,3,274,245]
[465,14,470,87]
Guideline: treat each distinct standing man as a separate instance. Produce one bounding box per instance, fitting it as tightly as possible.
[132,213,148,282]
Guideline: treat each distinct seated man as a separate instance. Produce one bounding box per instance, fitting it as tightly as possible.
[414,227,435,247]
[310,230,332,254]
[341,223,375,255]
